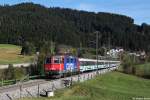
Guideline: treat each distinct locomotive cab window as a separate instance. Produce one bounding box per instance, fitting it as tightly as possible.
[54,57,60,64]
[71,58,74,63]
[80,61,84,66]
[45,58,51,64]
[67,58,70,63]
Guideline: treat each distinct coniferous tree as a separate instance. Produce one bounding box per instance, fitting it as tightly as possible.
[0,3,150,52]
[21,41,35,55]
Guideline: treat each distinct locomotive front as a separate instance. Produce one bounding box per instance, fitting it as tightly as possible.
[44,55,64,77]
[44,55,80,78]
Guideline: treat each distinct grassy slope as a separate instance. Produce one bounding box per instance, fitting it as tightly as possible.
[0,44,33,64]
[136,63,150,70]
[135,63,150,77]
[21,72,150,100]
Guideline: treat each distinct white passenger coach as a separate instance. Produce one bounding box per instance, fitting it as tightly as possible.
[79,58,120,72]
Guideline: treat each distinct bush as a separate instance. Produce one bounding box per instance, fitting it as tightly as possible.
[135,68,145,77]
[121,53,150,79]
[4,64,15,80]
[135,63,150,79]
[120,53,140,74]
[2,65,27,80]
[0,69,5,79]
[14,67,26,79]
[121,54,134,74]
[21,41,36,55]
[28,64,38,76]
[37,53,46,76]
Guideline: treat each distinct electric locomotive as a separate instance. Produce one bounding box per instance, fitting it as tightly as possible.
[44,55,79,77]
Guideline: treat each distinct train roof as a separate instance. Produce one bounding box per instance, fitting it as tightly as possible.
[48,55,77,58]
[79,58,120,63]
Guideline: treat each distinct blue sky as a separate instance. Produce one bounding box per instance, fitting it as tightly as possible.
[1,0,150,25]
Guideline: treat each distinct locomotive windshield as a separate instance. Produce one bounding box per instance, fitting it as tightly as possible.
[54,58,60,63]
[70,58,74,63]
[45,57,51,64]
[53,56,63,64]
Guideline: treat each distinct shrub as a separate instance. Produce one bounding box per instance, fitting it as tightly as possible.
[135,63,150,79]
[0,69,5,79]
[4,64,15,80]
[28,64,38,76]
[14,66,26,79]
[21,41,36,55]
[37,53,46,76]
[120,53,139,74]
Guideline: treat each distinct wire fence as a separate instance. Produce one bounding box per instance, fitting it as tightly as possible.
[0,67,118,100]
[0,75,43,87]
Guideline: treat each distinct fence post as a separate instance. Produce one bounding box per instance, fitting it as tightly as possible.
[1,78,3,86]
[37,84,40,97]
[15,79,17,84]
[78,74,80,82]
[70,77,73,86]
[52,83,54,91]
[20,85,22,98]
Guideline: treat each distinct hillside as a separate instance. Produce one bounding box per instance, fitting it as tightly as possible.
[0,44,33,64]
[0,3,150,51]
[21,72,150,100]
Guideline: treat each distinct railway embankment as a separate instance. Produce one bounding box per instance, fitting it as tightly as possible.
[0,67,117,100]
[21,71,150,100]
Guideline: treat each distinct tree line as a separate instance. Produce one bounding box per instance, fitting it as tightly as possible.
[0,3,150,53]
[120,53,150,79]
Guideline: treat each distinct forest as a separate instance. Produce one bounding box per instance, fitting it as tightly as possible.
[0,3,150,52]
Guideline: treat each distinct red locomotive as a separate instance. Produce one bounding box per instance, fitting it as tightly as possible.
[44,55,80,77]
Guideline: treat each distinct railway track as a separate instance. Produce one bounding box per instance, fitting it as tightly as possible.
[0,67,117,93]
[0,67,118,100]
[0,79,48,93]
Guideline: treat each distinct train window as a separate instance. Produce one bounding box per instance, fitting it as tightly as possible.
[71,58,74,63]
[54,58,60,64]
[98,62,103,65]
[61,58,64,63]
[81,61,87,66]
[84,61,88,66]
[80,61,84,66]
[86,61,92,65]
[45,58,51,64]
[67,58,70,63]
[86,62,88,65]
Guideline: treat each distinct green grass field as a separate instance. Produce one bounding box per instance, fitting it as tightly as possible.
[135,62,150,77]
[136,62,150,70]
[0,44,33,65]
[20,71,150,100]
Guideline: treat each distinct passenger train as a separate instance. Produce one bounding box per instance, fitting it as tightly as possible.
[44,55,120,77]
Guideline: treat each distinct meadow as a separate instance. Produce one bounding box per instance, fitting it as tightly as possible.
[0,44,33,65]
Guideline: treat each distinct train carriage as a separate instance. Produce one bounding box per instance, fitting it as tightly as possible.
[79,58,120,72]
